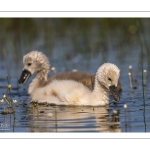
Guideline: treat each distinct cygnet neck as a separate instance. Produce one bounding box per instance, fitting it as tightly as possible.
[92,76,109,102]
[28,64,50,95]
[36,68,49,81]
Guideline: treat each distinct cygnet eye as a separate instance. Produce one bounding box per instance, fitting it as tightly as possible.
[28,63,32,66]
[108,77,112,81]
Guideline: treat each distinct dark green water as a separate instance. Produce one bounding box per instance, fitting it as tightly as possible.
[0,18,150,132]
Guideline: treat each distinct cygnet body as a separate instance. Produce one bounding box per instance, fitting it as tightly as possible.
[31,63,120,106]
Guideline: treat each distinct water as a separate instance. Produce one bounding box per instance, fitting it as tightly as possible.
[0,18,150,132]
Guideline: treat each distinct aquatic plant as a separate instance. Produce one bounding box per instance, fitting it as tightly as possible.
[0,75,17,120]
[140,41,147,132]
[123,103,127,132]
[6,76,13,108]
[141,42,145,99]
[51,67,56,74]
[128,72,133,89]
[143,70,147,86]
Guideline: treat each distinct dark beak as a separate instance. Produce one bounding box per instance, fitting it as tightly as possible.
[109,85,120,102]
[18,69,31,84]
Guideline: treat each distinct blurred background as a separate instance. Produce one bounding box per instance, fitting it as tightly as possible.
[0,18,150,79]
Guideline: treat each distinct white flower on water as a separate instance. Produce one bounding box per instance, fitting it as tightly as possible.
[128,72,131,76]
[113,110,117,114]
[51,67,55,71]
[3,95,6,98]
[129,65,132,69]
[0,99,4,104]
[51,67,56,73]
[7,84,11,89]
[72,69,78,72]
[13,100,17,104]
[124,104,127,109]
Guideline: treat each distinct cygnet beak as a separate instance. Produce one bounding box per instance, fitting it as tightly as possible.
[18,69,31,84]
[109,85,120,102]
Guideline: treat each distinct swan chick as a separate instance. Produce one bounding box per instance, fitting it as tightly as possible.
[18,51,50,95]
[30,63,120,106]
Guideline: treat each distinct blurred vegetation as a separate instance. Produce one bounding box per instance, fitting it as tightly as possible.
[0,18,150,73]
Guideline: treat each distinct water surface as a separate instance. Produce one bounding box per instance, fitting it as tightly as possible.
[0,18,150,132]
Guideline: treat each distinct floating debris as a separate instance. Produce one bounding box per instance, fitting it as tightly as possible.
[1,109,12,115]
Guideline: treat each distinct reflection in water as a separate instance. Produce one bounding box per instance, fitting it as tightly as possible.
[26,105,121,132]
[1,74,150,132]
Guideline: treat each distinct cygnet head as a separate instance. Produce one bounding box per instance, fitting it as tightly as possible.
[18,51,50,84]
[96,63,120,102]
